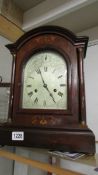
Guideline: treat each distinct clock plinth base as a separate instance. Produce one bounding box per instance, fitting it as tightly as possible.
[0,124,95,154]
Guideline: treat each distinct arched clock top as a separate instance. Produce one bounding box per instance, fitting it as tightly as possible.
[6,26,88,58]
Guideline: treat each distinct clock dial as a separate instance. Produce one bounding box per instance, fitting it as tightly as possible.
[21,50,67,109]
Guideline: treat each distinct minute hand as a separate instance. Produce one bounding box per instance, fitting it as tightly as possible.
[39,69,56,103]
[44,85,56,103]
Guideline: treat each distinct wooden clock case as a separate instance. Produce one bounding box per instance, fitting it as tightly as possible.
[0,26,95,153]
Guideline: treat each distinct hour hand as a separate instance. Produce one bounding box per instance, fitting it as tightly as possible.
[44,84,56,103]
[38,69,45,85]
[49,92,56,103]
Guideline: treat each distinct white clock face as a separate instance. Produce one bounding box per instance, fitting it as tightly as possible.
[21,50,67,109]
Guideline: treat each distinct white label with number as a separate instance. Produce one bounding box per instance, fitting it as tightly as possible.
[12,132,24,141]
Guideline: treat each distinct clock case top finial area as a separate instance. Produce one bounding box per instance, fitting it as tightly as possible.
[0,26,95,154]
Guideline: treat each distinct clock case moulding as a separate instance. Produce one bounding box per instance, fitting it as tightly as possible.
[0,25,95,154]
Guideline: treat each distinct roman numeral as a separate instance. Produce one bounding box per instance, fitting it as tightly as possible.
[29,76,34,79]
[34,97,38,104]
[36,69,40,74]
[26,84,32,87]
[58,91,63,97]
[52,69,56,73]
[58,75,63,79]
[60,84,66,87]
[43,100,46,106]
[44,66,48,72]
[45,55,47,60]
[28,91,33,97]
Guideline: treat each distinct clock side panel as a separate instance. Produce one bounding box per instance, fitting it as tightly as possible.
[11,34,80,128]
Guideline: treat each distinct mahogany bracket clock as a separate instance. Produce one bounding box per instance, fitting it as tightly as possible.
[0,26,95,153]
